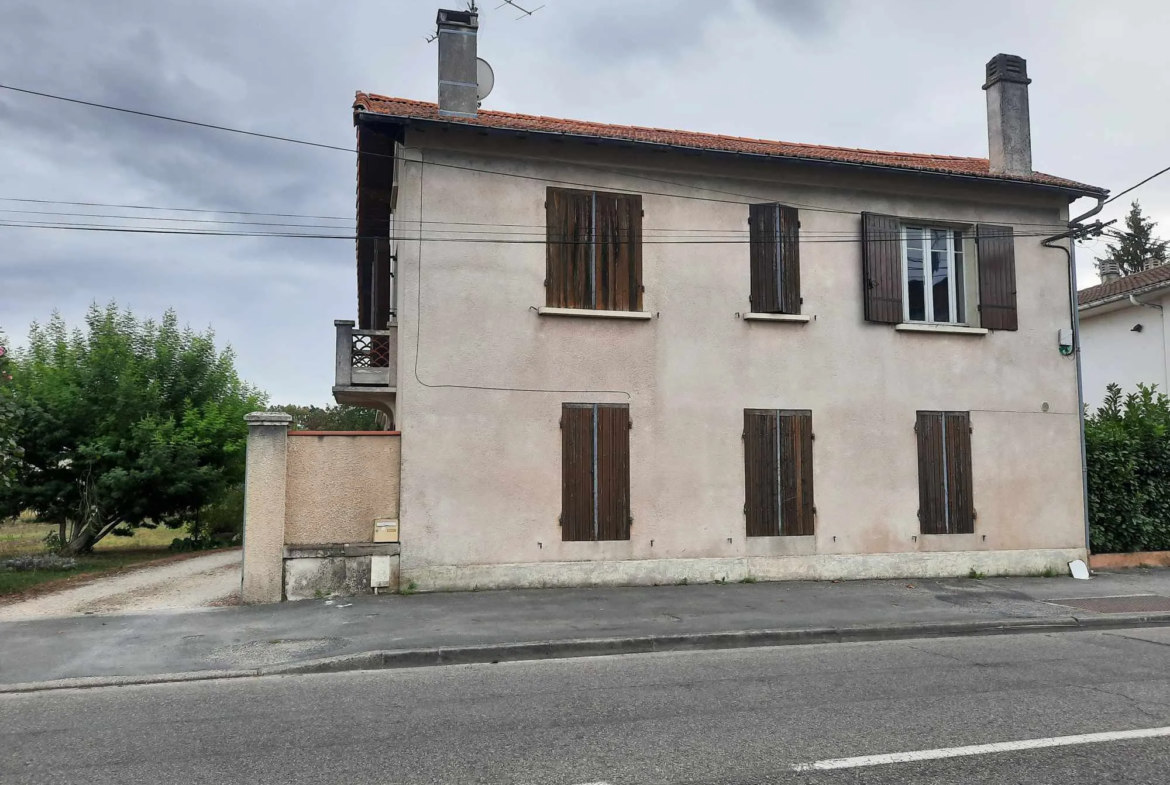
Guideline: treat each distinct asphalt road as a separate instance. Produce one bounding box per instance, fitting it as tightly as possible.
[4,628,1170,783]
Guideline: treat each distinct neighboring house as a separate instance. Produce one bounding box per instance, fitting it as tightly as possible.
[1079,264,1170,406]
[247,8,1110,599]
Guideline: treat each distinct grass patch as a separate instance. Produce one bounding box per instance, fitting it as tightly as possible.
[1,519,188,597]
[739,575,758,584]
[1,521,184,558]
[0,550,172,596]
[399,580,418,596]
[968,568,987,580]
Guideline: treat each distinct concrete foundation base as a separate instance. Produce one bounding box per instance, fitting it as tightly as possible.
[283,544,401,601]
[404,548,1089,592]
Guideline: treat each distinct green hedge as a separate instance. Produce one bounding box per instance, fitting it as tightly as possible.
[1087,383,1170,553]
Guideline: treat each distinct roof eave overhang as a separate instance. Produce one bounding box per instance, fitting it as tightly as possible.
[354,110,1108,201]
[1080,280,1170,313]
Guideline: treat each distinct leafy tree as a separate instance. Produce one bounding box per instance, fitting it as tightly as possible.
[0,304,265,553]
[1086,383,1170,553]
[270,403,381,431]
[1100,200,1168,277]
[0,327,20,490]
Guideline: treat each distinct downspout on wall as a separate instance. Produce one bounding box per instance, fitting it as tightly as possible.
[1043,195,1106,555]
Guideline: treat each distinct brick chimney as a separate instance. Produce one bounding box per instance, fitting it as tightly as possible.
[436,8,479,118]
[983,54,1032,177]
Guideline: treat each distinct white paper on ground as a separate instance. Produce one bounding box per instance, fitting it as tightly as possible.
[1069,559,1090,580]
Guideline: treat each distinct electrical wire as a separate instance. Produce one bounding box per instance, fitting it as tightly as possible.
[1104,164,1170,206]
[0,195,350,221]
[0,205,1070,237]
[0,219,1085,244]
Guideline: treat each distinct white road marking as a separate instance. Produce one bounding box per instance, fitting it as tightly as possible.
[790,726,1170,771]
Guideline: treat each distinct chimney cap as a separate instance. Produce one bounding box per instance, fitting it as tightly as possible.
[984,54,1031,89]
[436,8,478,28]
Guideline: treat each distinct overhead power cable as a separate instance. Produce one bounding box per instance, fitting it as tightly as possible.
[0,208,1067,238]
[0,196,350,221]
[1104,164,1170,206]
[0,219,1081,244]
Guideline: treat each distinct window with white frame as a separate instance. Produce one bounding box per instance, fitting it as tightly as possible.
[902,227,968,325]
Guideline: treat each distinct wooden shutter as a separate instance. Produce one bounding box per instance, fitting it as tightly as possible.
[917,411,974,534]
[779,411,814,536]
[546,188,593,309]
[595,193,642,311]
[596,404,631,540]
[976,224,1018,330]
[744,409,780,537]
[749,204,780,313]
[861,213,903,324]
[916,412,947,534]
[561,404,594,541]
[944,412,975,534]
[778,205,801,315]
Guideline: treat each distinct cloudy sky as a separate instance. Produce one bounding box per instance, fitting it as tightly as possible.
[0,0,1164,403]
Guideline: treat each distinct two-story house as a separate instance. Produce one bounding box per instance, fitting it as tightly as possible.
[329,8,1107,592]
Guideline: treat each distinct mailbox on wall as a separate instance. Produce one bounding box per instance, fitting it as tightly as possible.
[374,518,399,543]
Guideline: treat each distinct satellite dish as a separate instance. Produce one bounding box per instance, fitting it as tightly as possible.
[476,57,495,102]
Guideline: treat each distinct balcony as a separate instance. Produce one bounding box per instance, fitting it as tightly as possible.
[333,320,396,421]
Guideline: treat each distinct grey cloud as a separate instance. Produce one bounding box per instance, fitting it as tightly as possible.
[562,0,843,63]
[749,0,838,33]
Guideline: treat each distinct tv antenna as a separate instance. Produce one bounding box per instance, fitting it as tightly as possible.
[497,0,545,19]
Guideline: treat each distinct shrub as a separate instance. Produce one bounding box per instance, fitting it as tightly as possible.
[1086,383,1170,553]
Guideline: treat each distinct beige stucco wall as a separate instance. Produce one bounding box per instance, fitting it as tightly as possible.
[283,433,401,545]
[241,414,291,604]
[390,128,1086,587]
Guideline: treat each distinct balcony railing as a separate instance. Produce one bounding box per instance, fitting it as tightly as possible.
[334,320,397,389]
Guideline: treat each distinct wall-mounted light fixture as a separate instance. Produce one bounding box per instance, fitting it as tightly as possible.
[1132,323,1144,333]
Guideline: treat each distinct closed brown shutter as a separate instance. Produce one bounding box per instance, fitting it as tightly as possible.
[561,404,594,541]
[861,213,904,324]
[779,411,814,536]
[976,224,1018,330]
[944,412,975,534]
[749,204,800,314]
[744,409,780,537]
[596,404,631,540]
[917,411,975,534]
[546,188,593,308]
[749,204,780,313]
[778,205,801,315]
[595,193,642,311]
[916,412,947,534]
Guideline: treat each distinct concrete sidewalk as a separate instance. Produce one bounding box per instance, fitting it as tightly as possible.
[4,569,1170,691]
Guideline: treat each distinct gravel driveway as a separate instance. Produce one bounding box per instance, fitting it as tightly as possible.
[0,549,241,621]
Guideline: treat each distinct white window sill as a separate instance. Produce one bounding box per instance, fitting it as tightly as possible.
[895,323,988,336]
[537,307,652,321]
[743,313,811,323]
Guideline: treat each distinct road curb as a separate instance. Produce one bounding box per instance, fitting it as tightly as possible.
[7,612,1170,693]
[0,669,258,695]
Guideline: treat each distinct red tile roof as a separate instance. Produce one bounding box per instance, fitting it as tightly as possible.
[354,93,1106,195]
[1079,264,1170,307]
